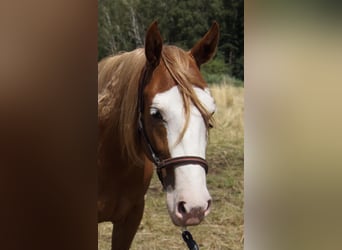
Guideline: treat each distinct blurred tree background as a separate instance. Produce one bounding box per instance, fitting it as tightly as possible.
[98,0,244,82]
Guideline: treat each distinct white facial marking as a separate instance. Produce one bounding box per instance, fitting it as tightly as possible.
[151,85,216,226]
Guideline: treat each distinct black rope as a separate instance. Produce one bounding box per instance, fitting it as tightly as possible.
[182,230,199,250]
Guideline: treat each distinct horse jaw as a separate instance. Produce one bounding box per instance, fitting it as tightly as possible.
[151,86,216,226]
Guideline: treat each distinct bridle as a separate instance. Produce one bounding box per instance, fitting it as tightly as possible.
[137,65,209,186]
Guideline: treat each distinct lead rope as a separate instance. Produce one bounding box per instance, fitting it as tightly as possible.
[182,228,199,250]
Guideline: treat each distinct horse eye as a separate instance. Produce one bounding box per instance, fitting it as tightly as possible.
[150,108,164,121]
[153,111,163,120]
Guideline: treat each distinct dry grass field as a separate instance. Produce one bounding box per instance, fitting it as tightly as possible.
[98,82,244,250]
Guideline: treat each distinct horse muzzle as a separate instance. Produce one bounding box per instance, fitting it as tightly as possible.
[172,199,212,226]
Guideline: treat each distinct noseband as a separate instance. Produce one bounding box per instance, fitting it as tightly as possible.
[137,66,209,186]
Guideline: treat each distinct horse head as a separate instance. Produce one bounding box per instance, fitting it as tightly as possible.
[140,21,219,227]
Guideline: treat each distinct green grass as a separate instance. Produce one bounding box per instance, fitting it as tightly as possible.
[98,83,244,249]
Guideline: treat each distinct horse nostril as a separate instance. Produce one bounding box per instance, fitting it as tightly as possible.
[206,200,212,211]
[178,201,187,214]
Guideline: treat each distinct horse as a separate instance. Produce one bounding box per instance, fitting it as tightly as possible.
[98,21,219,249]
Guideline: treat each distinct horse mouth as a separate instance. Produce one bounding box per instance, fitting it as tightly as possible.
[169,212,205,227]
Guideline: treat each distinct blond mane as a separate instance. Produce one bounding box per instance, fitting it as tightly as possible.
[161,46,214,144]
[98,46,213,166]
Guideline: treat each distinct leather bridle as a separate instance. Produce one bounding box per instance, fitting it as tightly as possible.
[137,65,209,186]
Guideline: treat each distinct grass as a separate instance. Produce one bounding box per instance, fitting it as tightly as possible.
[98,83,244,249]
[204,74,244,88]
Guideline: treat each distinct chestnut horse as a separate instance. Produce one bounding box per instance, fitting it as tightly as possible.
[98,21,219,249]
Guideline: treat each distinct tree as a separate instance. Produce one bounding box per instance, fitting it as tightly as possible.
[98,0,244,81]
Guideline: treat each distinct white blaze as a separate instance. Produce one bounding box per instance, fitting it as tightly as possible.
[151,85,216,226]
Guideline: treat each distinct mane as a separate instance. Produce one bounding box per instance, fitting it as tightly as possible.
[161,46,214,144]
[98,46,213,166]
[98,48,146,166]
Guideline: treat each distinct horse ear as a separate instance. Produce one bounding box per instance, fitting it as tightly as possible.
[145,21,163,68]
[190,21,220,67]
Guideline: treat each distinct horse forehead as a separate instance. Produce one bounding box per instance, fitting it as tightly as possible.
[146,63,175,94]
[152,86,182,107]
[145,60,206,100]
[152,86,215,114]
